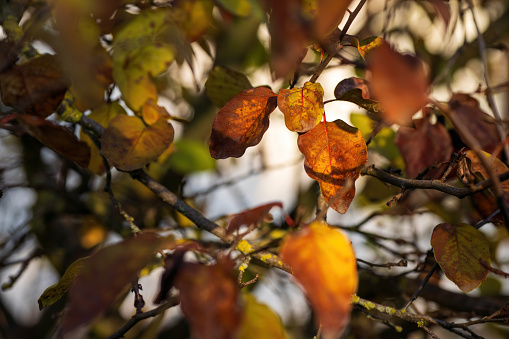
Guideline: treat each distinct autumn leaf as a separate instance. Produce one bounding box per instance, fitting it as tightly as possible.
[280,221,357,338]
[395,112,453,178]
[311,0,352,39]
[356,36,384,60]
[367,39,429,126]
[236,294,288,339]
[0,54,69,118]
[431,223,490,293]
[334,77,383,120]
[175,257,242,339]
[112,9,175,111]
[171,0,214,41]
[278,81,325,133]
[298,120,368,214]
[102,115,174,171]
[216,0,253,17]
[59,232,161,336]
[449,93,499,153]
[209,87,277,159]
[17,114,90,168]
[227,202,283,235]
[38,257,88,310]
[205,66,253,107]
[139,99,171,126]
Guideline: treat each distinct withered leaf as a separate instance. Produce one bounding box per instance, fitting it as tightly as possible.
[209,87,277,159]
[298,120,368,214]
[278,81,324,133]
[17,114,90,168]
[280,221,357,338]
[334,77,383,120]
[227,202,283,235]
[0,54,69,118]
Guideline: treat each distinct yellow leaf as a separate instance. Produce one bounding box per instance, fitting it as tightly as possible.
[101,115,174,171]
[280,221,357,338]
[357,36,384,60]
[278,81,325,133]
[431,223,490,293]
[236,294,288,339]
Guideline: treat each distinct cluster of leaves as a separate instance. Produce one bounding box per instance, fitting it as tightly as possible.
[1,0,509,338]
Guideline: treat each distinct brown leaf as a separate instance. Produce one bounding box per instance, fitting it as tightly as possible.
[16,114,90,168]
[175,257,241,339]
[278,81,325,133]
[367,40,429,126]
[102,115,174,171]
[334,77,383,120]
[280,221,357,338]
[59,232,161,336]
[227,202,283,235]
[0,54,69,118]
[209,87,277,159]
[431,223,490,293]
[449,93,499,153]
[395,113,453,178]
[298,120,368,214]
[312,0,352,39]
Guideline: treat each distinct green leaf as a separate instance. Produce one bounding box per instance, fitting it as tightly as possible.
[216,0,252,17]
[38,257,88,310]
[205,66,253,107]
[168,139,216,174]
[431,223,490,293]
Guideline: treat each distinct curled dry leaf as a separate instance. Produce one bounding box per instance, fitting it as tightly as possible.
[280,221,357,338]
[298,120,368,214]
[334,77,383,120]
[175,257,241,339]
[431,223,490,293]
[102,115,174,171]
[395,113,453,178]
[59,232,161,336]
[367,39,429,126]
[0,54,69,118]
[209,87,277,159]
[278,81,324,133]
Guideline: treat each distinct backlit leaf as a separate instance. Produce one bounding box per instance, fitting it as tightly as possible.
[60,232,161,335]
[298,120,368,214]
[312,0,352,38]
[168,139,216,175]
[367,39,429,126]
[38,257,88,310]
[139,99,171,126]
[395,112,453,178]
[431,223,490,293]
[334,77,383,120]
[278,81,324,133]
[236,294,288,339]
[357,36,384,60]
[17,114,90,168]
[209,87,277,159]
[280,221,357,338]
[112,9,175,111]
[176,257,241,339]
[0,54,69,118]
[172,0,214,41]
[102,115,174,171]
[205,66,253,107]
[227,202,283,235]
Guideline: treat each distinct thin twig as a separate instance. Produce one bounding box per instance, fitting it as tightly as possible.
[402,263,439,311]
[357,258,407,269]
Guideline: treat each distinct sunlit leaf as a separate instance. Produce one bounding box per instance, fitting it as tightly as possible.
[102,115,174,171]
[60,232,161,335]
[227,202,283,235]
[431,223,490,293]
[216,0,252,17]
[395,112,453,178]
[280,221,357,338]
[278,81,324,133]
[209,87,277,159]
[176,257,241,339]
[167,139,216,174]
[0,54,69,118]
[236,294,288,339]
[205,66,253,107]
[298,120,368,214]
[112,9,176,111]
[357,36,384,60]
[172,0,214,41]
[17,114,90,168]
[38,257,88,310]
[334,77,383,120]
[367,39,429,126]
[140,99,171,126]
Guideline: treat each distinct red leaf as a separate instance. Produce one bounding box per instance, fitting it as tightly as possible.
[209,87,277,159]
[227,202,283,235]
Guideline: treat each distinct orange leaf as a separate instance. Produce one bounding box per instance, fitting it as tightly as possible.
[17,114,90,168]
[60,232,161,336]
[278,81,325,133]
[102,115,174,171]
[298,120,368,214]
[280,221,357,338]
[227,202,283,235]
[431,223,490,293]
[209,87,277,159]
[367,39,429,126]
[0,54,69,118]
[312,0,352,38]
[175,257,241,339]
